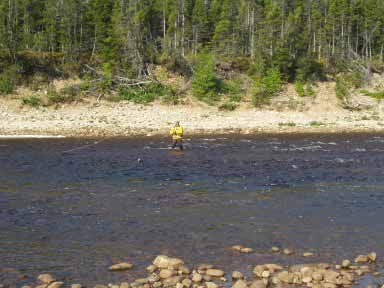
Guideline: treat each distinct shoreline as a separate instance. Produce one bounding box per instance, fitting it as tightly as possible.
[3,252,380,288]
[2,98,384,138]
[1,125,384,139]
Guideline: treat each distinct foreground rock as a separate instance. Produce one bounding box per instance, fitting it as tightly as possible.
[37,274,56,284]
[109,263,134,271]
[12,252,381,288]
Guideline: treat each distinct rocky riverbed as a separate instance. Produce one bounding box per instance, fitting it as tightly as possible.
[5,250,382,288]
[2,97,384,137]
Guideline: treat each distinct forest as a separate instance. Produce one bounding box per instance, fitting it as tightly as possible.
[0,0,384,106]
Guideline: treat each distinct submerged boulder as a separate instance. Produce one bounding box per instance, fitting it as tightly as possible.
[109,263,133,271]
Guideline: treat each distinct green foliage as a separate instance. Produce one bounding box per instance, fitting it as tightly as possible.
[100,63,114,91]
[247,60,266,79]
[0,66,17,95]
[252,68,284,106]
[342,72,365,89]
[295,56,325,82]
[295,81,315,97]
[272,47,293,80]
[47,87,66,104]
[224,79,242,102]
[22,95,43,107]
[111,83,175,104]
[335,76,350,101]
[279,122,296,127]
[263,68,284,97]
[191,53,222,104]
[309,121,326,127]
[219,102,238,111]
[0,74,14,95]
[361,90,384,100]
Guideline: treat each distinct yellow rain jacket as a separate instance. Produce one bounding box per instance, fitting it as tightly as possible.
[170,126,184,140]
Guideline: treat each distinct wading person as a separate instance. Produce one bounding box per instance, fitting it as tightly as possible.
[170,121,184,150]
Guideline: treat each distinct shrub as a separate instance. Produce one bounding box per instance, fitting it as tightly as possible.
[295,55,325,82]
[100,62,114,91]
[343,71,364,88]
[279,122,296,127]
[219,102,238,111]
[47,87,66,104]
[22,95,43,107]
[335,76,350,101]
[111,83,176,104]
[263,67,283,97]
[295,81,315,97]
[361,90,384,100]
[0,74,14,95]
[61,85,80,100]
[252,68,283,106]
[309,121,325,127]
[224,79,242,102]
[0,66,17,95]
[191,52,222,104]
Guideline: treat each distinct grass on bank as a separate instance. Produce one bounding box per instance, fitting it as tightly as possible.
[279,122,297,127]
[360,90,384,100]
[309,121,326,127]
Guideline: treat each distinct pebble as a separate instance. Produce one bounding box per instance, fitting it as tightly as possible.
[302,277,312,284]
[203,275,212,281]
[179,265,190,275]
[206,269,225,277]
[182,279,192,288]
[368,252,377,262]
[148,274,160,283]
[163,276,182,287]
[261,271,270,278]
[71,284,82,288]
[232,271,244,280]
[146,265,157,273]
[232,280,248,288]
[205,282,218,288]
[283,249,294,255]
[303,252,314,257]
[265,264,283,272]
[197,264,213,270]
[192,273,203,283]
[47,283,64,288]
[135,279,149,284]
[312,272,323,281]
[159,269,174,279]
[120,283,130,288]
[240,248,254,253]
[355,255,369,263]
[109,263,133,271]
[271,247,281,253]
[231,245,243,252]
[38,274,56,284]
[250,280,267,288]
[342,260,351,268]
[153,256,184,269]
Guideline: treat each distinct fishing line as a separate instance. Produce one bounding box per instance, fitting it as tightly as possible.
[62,139,106,154]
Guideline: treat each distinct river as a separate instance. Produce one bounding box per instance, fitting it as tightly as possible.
[1,134,384,286]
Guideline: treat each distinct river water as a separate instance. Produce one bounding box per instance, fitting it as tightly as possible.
[1,134,384,286]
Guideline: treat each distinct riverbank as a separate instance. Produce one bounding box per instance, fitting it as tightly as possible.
[1,97,384,137]
[4,252,382,288]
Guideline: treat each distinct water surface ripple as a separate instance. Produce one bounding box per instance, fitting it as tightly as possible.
[0,134,383,285]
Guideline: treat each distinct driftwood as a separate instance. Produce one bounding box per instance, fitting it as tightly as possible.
[84,64,158,88]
